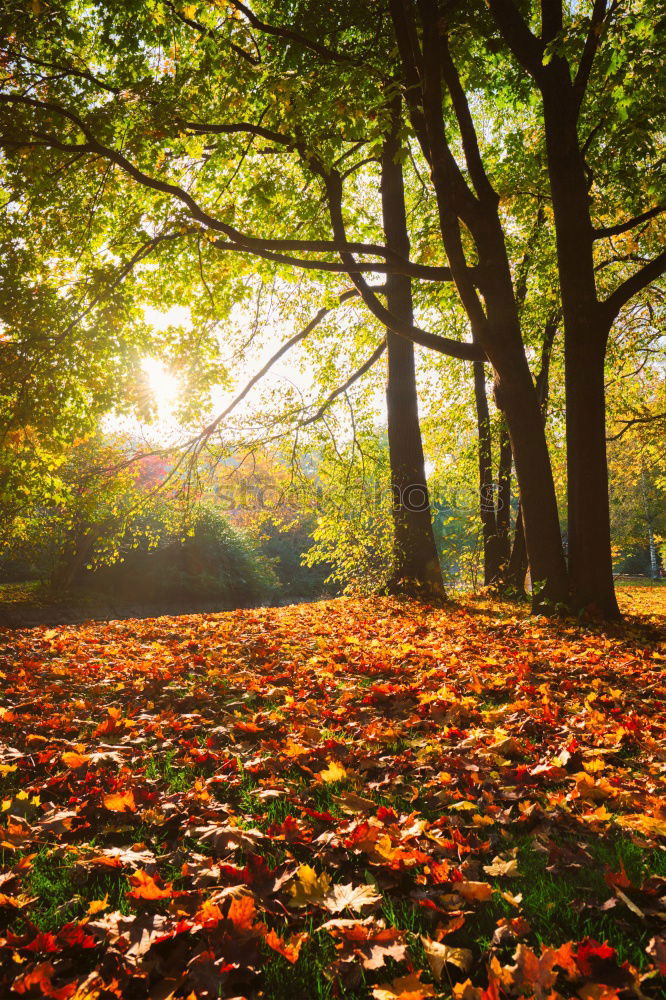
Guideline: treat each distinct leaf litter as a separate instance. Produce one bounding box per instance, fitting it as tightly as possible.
[0,587,663,998]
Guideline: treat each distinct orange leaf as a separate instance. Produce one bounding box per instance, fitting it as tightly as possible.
[103,789,136,813]
[61,751,91,769]
[127,869,173,900]
[227,893,257,931]
[264,928,308,963]
[13,961,77,999]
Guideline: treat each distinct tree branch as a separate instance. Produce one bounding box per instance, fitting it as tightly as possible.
[194,287,367,449]
[573,0,610,104]
[226,0,354,64]
[593,204,664,239]
[607,412,666,442]
[602,249,666,324]
[0,95,459,280]
[322,170,486,362]
[540,0,563,43]
[388,0,431,161]
[486,0,545,80]
[181,121,294,145]
[300,341,387,426]
[439,34,498,205]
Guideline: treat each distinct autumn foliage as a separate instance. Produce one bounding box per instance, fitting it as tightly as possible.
[0,587,664,998]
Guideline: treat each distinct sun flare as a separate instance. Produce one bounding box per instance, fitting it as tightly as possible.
[142,357,180,418]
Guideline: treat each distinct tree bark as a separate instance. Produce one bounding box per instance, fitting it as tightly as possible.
[505,316,559,595]
[496,422,512,573]
[541,79,620,618]
[473,360,502,584]
[381,116,445,600]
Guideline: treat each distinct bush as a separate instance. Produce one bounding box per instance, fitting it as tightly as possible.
[78,506,277,605]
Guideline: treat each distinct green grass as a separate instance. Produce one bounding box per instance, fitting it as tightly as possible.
[144,749,197,792]
[24,847,131,932]
[260,927,341,1000]
[452,830,666,970]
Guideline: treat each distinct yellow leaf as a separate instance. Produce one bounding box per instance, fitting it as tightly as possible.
[372,972,436,999]
[288,865,332,907]
[422,937,473,980]
[319,760,347,783]
[456,881,493,902]
[483,856,520,878]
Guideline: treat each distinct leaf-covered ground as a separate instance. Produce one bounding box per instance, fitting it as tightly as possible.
[0,587,664,1000]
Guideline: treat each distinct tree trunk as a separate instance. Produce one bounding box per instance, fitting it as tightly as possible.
[404,0,569,611]
[381,121,445,600]
[565,330,619,616]
[505,317,559,595]
[473,359,502,585]
[496,422,512,574]
[506,504,528,593]
[641,466,659,580]
[542,82,620,618]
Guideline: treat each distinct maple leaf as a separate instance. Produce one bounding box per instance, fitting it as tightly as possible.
[86,894,110,916]
[102,789,136,813]
[319,760,347,782]
[323,882,382,913]
[483,856,520,878]
[264,928,308,963]
[288,864,332,907]
[227,892,258,932]
[126,869,174,900]
[326,920,407,970]
[372,972,436,999]
[12,961,77,999]
[61,751,91,769]
[422,936,473,979]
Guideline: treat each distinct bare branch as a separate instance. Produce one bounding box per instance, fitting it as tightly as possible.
[193,287,366,450]
[300,341,387,426]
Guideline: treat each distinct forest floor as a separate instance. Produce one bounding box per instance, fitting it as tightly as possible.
[0,587,664,999]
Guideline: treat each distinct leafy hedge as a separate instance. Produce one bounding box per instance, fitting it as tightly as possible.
[78,507,276,605]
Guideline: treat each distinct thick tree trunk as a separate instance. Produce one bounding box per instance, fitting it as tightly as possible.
[564,330,619,616]
[381,125,445,600]
[542,82,620,618]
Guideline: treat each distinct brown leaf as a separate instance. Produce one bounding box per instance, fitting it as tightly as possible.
[422,936,473,980]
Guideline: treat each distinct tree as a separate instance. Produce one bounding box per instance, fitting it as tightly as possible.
[380,101,444,599]
[486,0,665,616]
